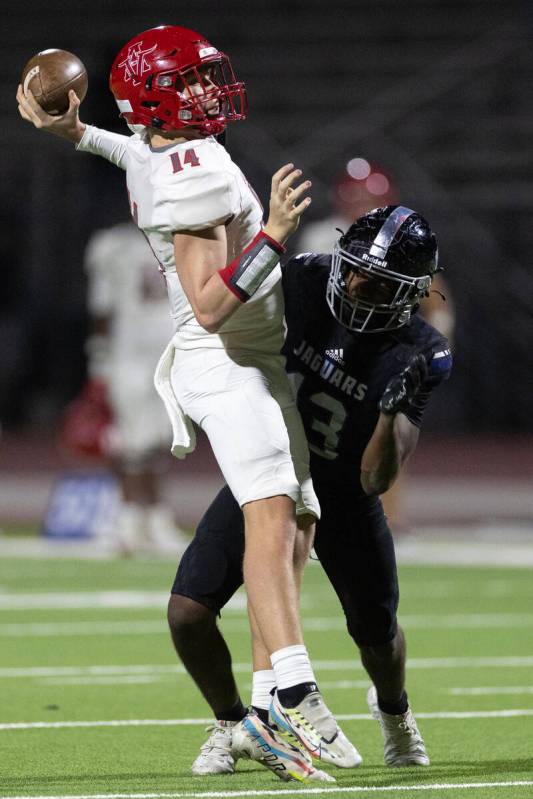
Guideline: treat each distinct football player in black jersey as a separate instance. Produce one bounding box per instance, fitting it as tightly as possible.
[167,206,452,775]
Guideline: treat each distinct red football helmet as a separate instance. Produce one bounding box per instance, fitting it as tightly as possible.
[60,380,113,460]
[109,25,247,135]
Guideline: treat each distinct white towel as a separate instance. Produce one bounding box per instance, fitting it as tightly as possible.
[154,340,196,459]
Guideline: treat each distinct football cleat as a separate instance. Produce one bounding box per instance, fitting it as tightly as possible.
[269,690,362,768]
[232,710,335,782]
[367,685,430,767]
[191,720,237,775]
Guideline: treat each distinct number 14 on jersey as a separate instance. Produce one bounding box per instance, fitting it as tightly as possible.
[170,149,201,173]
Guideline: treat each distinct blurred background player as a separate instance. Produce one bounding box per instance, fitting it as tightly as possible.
[63,220,189,554]
[297,159,455,528]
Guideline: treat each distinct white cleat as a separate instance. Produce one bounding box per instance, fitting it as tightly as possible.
[269,690,362,768]
[232,711,335,782]
[191,720,237,775]
[367,685,430,767]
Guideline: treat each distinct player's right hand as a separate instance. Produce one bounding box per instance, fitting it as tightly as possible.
[379,353,428,415]
[263,163,312,245]
[16,85,86,144]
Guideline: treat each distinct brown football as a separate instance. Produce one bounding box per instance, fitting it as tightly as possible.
[21,49,88,115]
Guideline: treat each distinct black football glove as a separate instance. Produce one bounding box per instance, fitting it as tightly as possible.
[379,353,429,416]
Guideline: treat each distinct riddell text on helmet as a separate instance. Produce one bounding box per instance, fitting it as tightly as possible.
[362,253,387,267]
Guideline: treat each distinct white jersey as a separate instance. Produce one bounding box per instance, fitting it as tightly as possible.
[85,221,172,361]
[78,127,283,355]
[76,126,318,514]
[84,221,174,457]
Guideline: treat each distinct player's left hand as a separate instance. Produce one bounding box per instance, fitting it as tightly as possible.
[263,163,312,245]
[16,85,86,144]
[379,353,428,415]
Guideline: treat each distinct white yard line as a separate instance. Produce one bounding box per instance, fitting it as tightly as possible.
[38,675,168,685]
[2,708,533,731]
[0,591,171,610]
[399,655,533,669]
[0,591,247,612]
[2,779,533,798]
[0,664,189,679]
[36,676,533,690]
[3,655,533,681]
[449,686,533,695]
[400,613,533,629]
[223,614,533,631]
[30,676,533,691]
[2,613,533,637]
[0,718,212,730]
[0,620,165,636]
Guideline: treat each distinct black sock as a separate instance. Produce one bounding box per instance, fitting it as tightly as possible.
[215,698,247,722]
[277,681,318,708]
[252,705,270,724]
[377,691,408,716]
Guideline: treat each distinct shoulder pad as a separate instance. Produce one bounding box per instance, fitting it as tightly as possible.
[160,166,234,232]
[429,347,452,376]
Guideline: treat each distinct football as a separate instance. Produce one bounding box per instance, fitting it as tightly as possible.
[21,49,88,115]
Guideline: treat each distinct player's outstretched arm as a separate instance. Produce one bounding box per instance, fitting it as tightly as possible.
[360,413,419,496]
[16,86,86,144]
[360,354,426,495]
[174,224,240,333]
[263,163,312,245]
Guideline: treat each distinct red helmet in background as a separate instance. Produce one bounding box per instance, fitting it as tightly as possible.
[109,25,247,135]
[60,380,113,460]
[333,158,399,221]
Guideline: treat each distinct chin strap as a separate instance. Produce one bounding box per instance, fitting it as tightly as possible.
[429,288,447,302]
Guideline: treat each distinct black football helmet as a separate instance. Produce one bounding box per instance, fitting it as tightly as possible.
[326,205,439,333]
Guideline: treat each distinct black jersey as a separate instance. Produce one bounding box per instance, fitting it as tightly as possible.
[281,253,452,495]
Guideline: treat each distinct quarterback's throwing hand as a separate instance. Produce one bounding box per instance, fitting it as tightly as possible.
[16,85,85,144]
[263,163,312,245]
[379,353,428,416]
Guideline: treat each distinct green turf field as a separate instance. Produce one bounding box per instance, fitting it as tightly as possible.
[0,550,532,799]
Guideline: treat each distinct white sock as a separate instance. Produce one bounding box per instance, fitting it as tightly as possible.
[251,669,276,711]
[270,644,316,691]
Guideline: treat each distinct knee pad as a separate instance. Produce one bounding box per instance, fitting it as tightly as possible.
[167,593,213,633]
[346,605,398,648]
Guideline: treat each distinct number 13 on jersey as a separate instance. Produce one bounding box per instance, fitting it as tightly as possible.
[305,392,347,460]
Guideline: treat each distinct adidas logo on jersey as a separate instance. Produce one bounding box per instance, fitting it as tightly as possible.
[325,348,345,365]
[293,340,368,401]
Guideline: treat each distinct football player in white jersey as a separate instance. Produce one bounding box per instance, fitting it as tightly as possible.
[17,25,358,780]
[83,220,189,553]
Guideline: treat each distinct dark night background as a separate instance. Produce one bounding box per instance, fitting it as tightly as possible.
[1,0,532,437]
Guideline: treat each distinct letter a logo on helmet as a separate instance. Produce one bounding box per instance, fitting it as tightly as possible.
[109,25,247,135]
[116,42,158,87]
